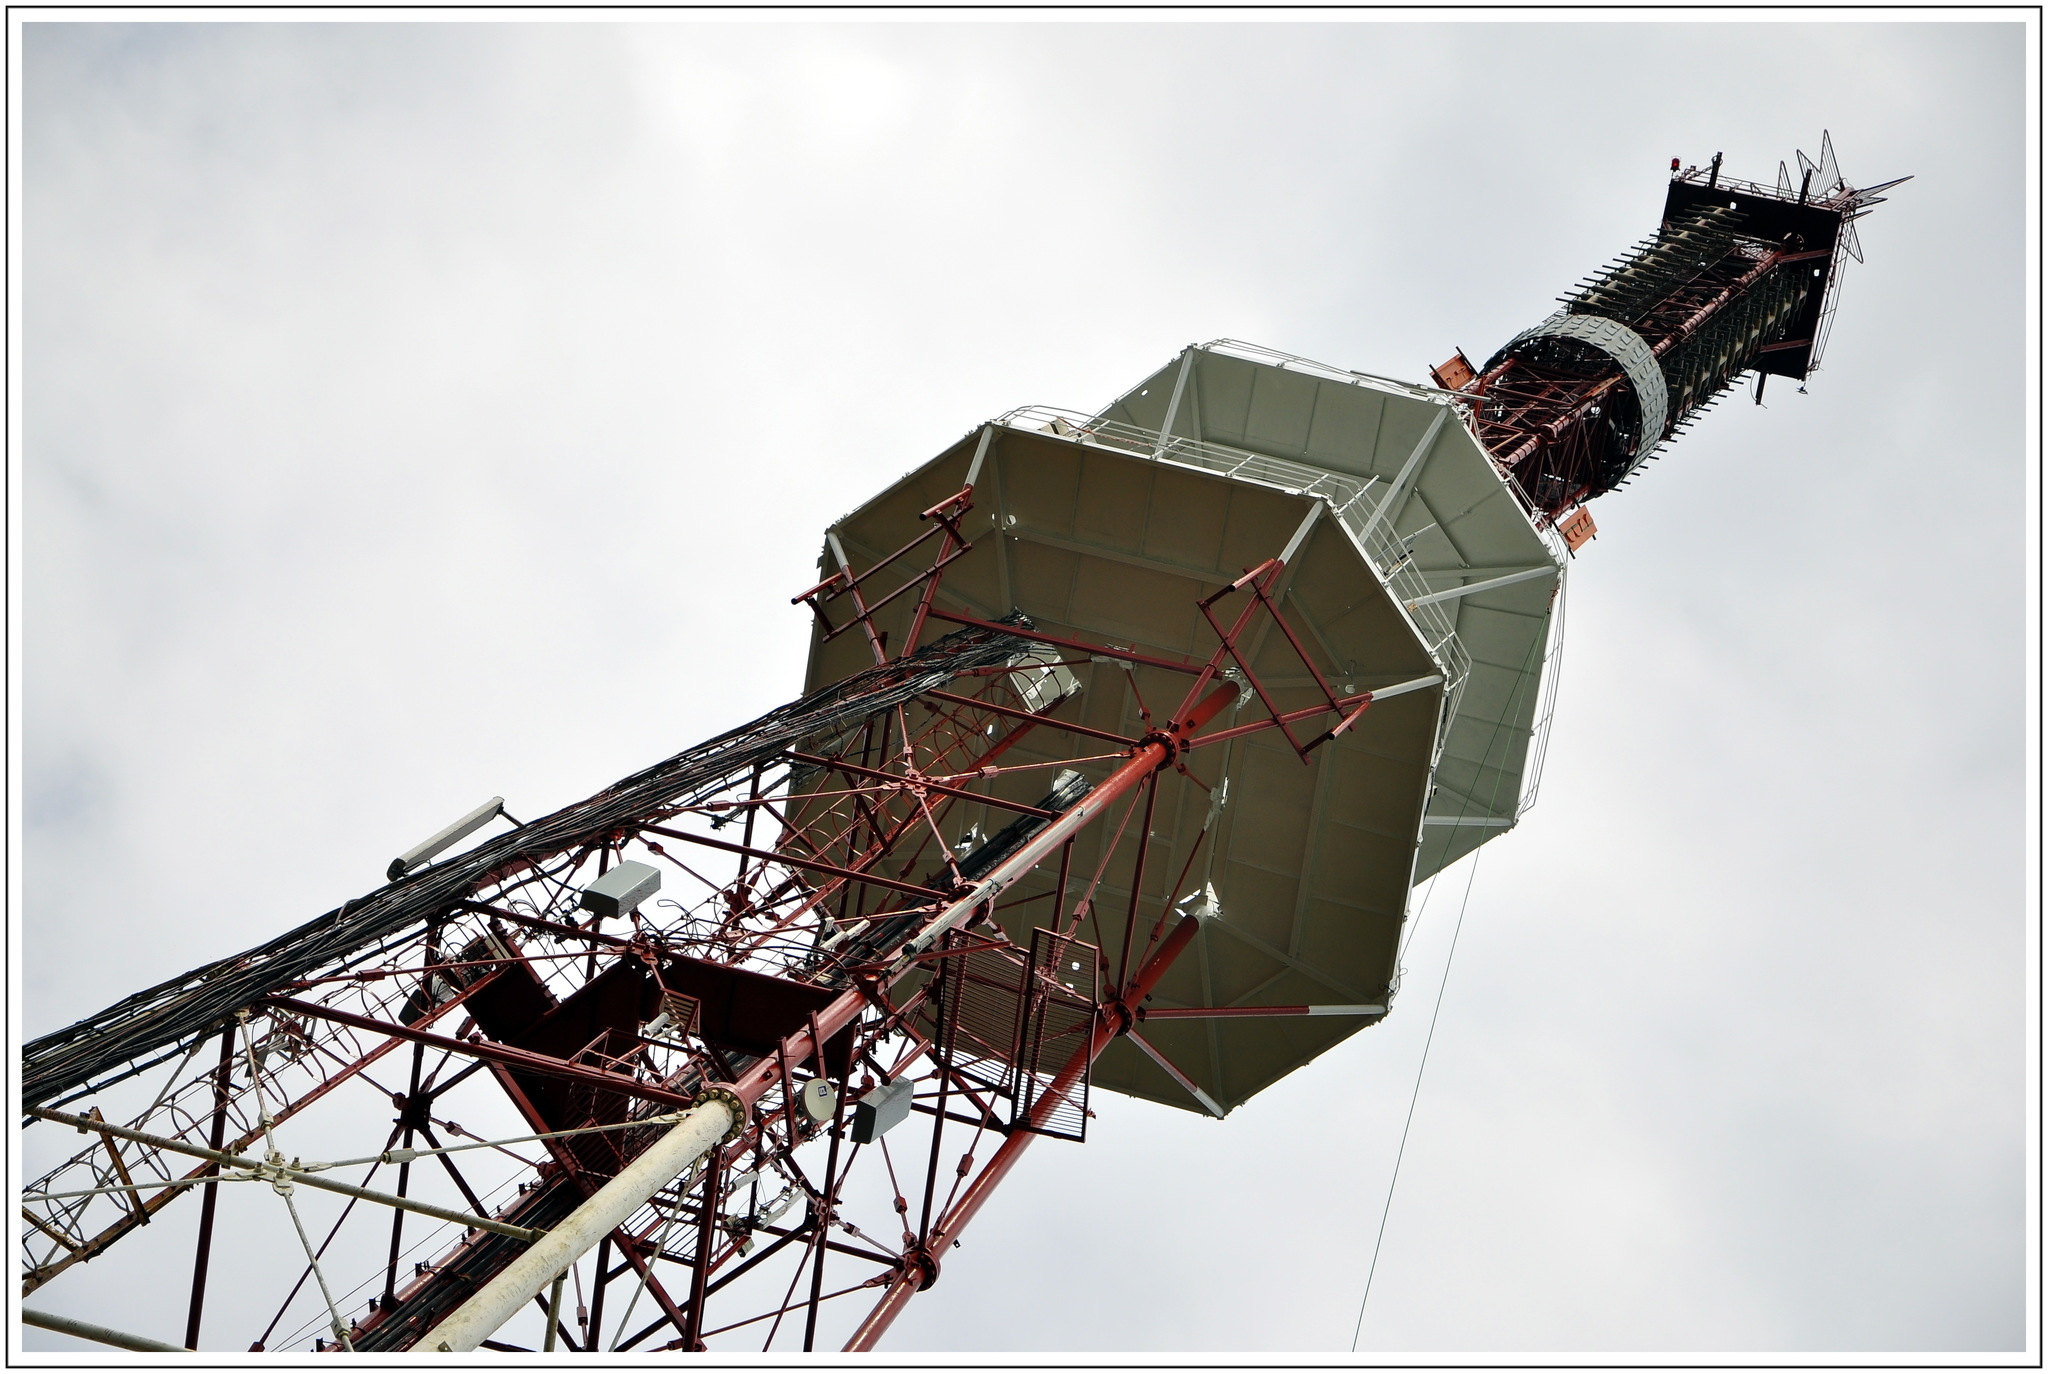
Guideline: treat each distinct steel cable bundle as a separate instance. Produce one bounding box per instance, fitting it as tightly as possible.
[21,623,1031,1111]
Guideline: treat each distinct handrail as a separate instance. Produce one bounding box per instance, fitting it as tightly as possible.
[993,404,1479,752]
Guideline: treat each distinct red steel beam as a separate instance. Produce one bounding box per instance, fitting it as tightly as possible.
[638,824,955,903]
[241,676,1242,1351]
[844,908,1209,1350]
[921,690,1137,748]
[1185,689,1375,751]
[839,679,1244,1349]
[24,970,510,1296]
[921,608,1207,677]
[453,900,637,949]
[260,997,702,1111]
[181,1026,235,1349]
[781,751,1058,821]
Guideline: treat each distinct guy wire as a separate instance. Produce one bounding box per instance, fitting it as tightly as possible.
[1350,627,1544,1351]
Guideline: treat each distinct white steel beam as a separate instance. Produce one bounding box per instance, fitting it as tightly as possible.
[1151,346,1197,457]
[419,1098,736,1352]
[22,1307,191,1353]
[1357,406,1450,541]
[1404,564,1555,609]
[1366,674,1444,702]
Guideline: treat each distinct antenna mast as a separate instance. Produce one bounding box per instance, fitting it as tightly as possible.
[22,139,1902,1353]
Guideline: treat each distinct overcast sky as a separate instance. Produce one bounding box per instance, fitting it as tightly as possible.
[17,15,2034,1357]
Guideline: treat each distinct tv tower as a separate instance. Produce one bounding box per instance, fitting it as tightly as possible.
[21,139,1902,1354]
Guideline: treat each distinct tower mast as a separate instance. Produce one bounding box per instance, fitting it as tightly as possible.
[1436,137,1907,524]
[21,140,1900,1353]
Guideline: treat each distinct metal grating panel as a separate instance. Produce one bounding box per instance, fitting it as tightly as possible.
[1014,928,1098,1143]
[924,933,1028,1101]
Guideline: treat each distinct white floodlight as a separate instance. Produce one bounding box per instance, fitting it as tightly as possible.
[387,798,507,882]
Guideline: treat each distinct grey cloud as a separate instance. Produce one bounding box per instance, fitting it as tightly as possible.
[20,17,2025,1355]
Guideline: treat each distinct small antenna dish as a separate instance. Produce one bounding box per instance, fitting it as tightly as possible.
[798,1078,838,1123]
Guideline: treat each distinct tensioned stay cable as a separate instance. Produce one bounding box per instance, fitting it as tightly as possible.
[1349,848,1482,1352]
[1349,627,1545,1352]
[22,622,1031,1109]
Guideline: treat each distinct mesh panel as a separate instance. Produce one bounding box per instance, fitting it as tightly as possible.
[1014,928,1098,1143]
[23,621,1032,1110]
[939,940,1028,1098]
[915,928,1099,1141]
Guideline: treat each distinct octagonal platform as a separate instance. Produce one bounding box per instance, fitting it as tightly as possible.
[803,342,1565,1116]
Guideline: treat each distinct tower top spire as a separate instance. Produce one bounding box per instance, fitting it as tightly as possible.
[1434,134,1908,523]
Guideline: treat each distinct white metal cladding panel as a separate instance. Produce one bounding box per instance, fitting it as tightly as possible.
[1301,383,1391,473]
[1135,349,1425,485]
[1238,364,1325,457]
[1006,404,1474,711]
[1096,344,1565,885]
[1505,311,1669,459]
[804,425,1447,1115]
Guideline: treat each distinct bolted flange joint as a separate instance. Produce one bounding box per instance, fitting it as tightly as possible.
[901,1245,942,1292]
[1135,727,1187,767]
[691,1085,748,1142]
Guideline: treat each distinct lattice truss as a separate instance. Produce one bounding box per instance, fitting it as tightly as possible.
[1469,203,1812,516]
[21,479,1383,1352]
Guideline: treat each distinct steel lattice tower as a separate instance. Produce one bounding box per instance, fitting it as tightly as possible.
[21,140,1901,1354]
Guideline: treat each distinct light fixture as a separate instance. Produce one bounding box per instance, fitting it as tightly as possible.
[387,798,507,882]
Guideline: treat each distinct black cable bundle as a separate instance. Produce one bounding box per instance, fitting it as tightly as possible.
[22,623,1031,1111]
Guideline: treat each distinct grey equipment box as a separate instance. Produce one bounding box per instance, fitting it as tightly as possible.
[850,1076,916,1144]
[578,860,661,920]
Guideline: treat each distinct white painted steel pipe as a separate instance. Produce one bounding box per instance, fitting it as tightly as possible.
[1364,673,1442,702]
[22,1307,191,1353]
[419,1098,734,1352]
[1404,564,1555,609]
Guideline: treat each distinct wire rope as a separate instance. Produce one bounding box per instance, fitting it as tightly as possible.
[240,1012,354,1352]
[1348,849,1481,1352]
[607,1191,692,1351]
[22,623,1032,1109]
[1348,626,1545,1351]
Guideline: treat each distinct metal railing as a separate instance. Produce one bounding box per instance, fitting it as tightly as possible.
[1196,338,1475,406]
[1515,549,1568,818]
[994,404,1475,749]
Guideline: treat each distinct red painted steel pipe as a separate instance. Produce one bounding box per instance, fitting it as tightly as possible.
[895,680,1243,961]
[263,997,705,1111]
[782,750,1059,820]
[422,677,1244,1353]
[639,824,954,902]
[922,689,1138,749]
[1650,246,1792,359]
[844,911,1208,1351]
[922,608,1209,677]
[841,680,1243,1349]
[716,676,1246,1120]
